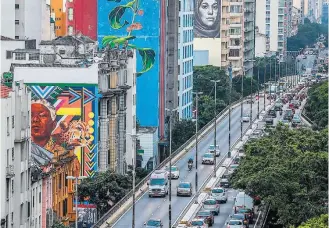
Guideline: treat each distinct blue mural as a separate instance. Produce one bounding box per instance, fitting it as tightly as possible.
[98,0,160,127]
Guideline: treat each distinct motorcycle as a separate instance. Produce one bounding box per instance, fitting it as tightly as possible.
[188,162,193,171]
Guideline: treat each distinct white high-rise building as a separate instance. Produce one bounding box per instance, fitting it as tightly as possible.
[0,0,52,45]
[178,0,193,119]
[0,81,32,228]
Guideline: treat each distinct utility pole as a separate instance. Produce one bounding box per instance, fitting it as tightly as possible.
[228,63,232,158]
[210,80,220,175]
[264,60,267,111]
[240,68,244,140]
[193,91,203,199]
[269,55,272,104]
[257,63,260,119]
[249,74,253,126]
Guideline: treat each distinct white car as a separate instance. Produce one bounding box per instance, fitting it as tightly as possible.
[242,113,250,122]
[202,153,215,165]
[226,219,244,228]
[166,166,180,179]
[208,144,220,157]
[211,187,228,203]
[190,219,208,228]
[202,198,220,215]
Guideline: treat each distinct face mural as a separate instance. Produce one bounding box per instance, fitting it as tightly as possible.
[30,85,98,177]
[194,0,221,38]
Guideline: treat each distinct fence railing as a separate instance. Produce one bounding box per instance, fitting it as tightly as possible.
[92,97,248,227]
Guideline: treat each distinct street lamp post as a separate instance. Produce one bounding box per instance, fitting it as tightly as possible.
[66,176,87,228]
[228,63,232,158]
[264,60,267,111]
[193,91,203,199]
[257,64,260,119]
[210,80,220,176]
[240,68,244,140]
[249,74,253,126]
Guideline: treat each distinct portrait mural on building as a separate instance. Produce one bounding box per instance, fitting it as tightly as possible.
[30,85,98,177]
[194,0,221,38]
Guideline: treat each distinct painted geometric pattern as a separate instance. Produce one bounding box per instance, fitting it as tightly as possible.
[29,85,98,177]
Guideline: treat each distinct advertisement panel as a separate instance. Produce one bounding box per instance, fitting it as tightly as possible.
[29,85,99,177]
[98,0,160,127]
[194,0,221,38]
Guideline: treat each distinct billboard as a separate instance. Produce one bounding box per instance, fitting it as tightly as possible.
[29,85,99,177]
[98,0,160,127]
[194,0,221,38]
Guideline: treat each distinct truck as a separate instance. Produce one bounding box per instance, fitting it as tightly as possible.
[148,170,169,197]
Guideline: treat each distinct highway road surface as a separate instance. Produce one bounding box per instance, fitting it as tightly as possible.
[113,97,271,228]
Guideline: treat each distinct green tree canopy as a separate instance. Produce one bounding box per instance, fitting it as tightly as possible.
[297,214,328,228]
[304,81,328,130]
[230,126,328,227]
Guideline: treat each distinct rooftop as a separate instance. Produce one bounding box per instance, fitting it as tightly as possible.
[10,63,92,69]
[13,49,40,54]
[138,127,158,134]
[0,84,12,98]
[40,35,95,45]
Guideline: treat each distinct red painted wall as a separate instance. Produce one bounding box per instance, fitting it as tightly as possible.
[66,0,97,40]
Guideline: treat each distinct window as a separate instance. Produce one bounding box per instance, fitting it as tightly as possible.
[12,180,14,193]
[124,70,127,83]
[7,117,9,135]
[15,36,19,39]
[6,179,9,199]
[133,94,136,105]
[11,116,14,128]
[15,20,19,25]
[15,53,26,60]
[133,115,136,129]
[15,4,19,9]
[51,8,54,12]
[68,8,74,21]
[6,51,13,59]
[59,49,65,55]
[68,26,73,35]
[29,53,39,60]
[12,148,14,161]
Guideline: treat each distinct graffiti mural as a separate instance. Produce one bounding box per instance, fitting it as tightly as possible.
[98,0,160,127]
[194,0,221,38]
[30,85,98,177]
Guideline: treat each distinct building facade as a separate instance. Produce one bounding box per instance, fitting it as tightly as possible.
[50,0,66,37]
[243,0,255,77]
[178,0,193,119]
[137,127,159,170]
[65,0,97,40]
[0,81,31,228]
[322,1,329,23]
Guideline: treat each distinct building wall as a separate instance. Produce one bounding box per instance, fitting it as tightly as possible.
[194,38,222,66]
[50,0,66,37]
[138,128,159,169]
[65,0,97,40]
[0,39,26,75]
[193,50,209,66]
[255,33,267,57]
[30,179,42,228]
[41,171,53,228]
[98,0,162,129]
[0,82,31,228]
[178,0,193,120]
[1,0,15,39]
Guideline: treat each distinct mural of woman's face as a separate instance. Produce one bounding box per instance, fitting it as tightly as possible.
[198,0,218,27]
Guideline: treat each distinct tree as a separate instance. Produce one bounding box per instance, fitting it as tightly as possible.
[230,126,328,227]
[304,81,328,130]
[297,214,328,228]
[171,119,195,151]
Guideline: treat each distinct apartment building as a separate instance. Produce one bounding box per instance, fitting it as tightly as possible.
[0,81,31,228]
[178,0,193,119]
[50,0,66,37]
[228,0,244,76]
[0,0,51,45]
[256,0,293,56]
[221,0,230,68]
[244,0,256,77]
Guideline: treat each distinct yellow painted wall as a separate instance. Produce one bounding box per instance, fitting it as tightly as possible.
[51,0,66,37]
[194,38,222,67]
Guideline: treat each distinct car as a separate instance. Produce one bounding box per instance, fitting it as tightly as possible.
[211,187,228,203]
[291,114,302,127]
[267,109,277,118]
[226,219,244,228]
[252,130,264,138]
[177,182,192,197]
[202,153,215,165]
[202,198,220,215]
[228,164,239,175]
[283,109,293,121]
[267,94,277,100]
[196,210,214,227]
[144,219,163,227]
[264,115,274,125]
[242,113,251,122]
[246,97,255,104]
[219,178,230,188]
[236,208,254,224]
[230,214,250,228]
[280,119,290,126]
[208,144,220,157]
[274,101,283,111]
[303,55,307,59]
[166,166,180,179]
[190,219,208,228]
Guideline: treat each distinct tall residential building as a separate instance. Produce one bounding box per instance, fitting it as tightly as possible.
[1,0,51,45]
[228,0,244,77]
[50,0,66,37]
[244,0,256,77]
[178,0,193,119]
[65,0,97,40]
[256,0,293,56]
[0,81,31,228]
[221,0,230,69]
[322,1,329,23]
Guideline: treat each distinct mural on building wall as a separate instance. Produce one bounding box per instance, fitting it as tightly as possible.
[98,0,160,127]
[194,0,221,38]
[29,85,98,177]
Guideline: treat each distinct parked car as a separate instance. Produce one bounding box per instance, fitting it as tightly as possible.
[144,219,163,228]
[236,208,254,224]
[166,166,180,179]
[242,113,251,122]
[177,182,192,197]
[290,100,301,109]
[228,164,239,175]
[196,210,214,227]
[202,198,220,215]
[190,219,208,228]
[202,153,215,165]
[211,187,228,203]
[226,219,244,228]
[230,213,249,228]
[283,109,293,121]
[267,109,277,118]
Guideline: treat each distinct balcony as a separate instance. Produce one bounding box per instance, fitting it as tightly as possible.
[232,67,242,72]
[230,34,242,39]
[221,24,229,30]
[230,23,242,27]
[221,36,229,42]
[6,165,15,178]
[15,129,29,143]
[230,12,243,17]
[245,8,253,13]
[222,12,229,18]
[222,1,229,6]
[228,55,242,61]
[221,49,229,54]
[228,45,242,49]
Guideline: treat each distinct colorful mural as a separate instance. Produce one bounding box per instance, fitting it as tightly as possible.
[29,85,98,177]
[98,0,161,127]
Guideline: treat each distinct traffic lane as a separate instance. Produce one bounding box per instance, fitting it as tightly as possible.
[113,99,268,228]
